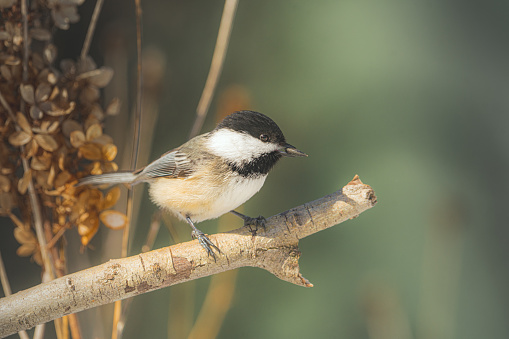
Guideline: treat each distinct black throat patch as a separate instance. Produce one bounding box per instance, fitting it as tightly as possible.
[228,151,282,177]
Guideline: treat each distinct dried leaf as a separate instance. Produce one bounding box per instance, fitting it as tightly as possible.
[34,134,58,151]
[43,44,57,64]
[70,130,86,148]
[79,143,102,160]
[33,251,42,266]
[103,162,118,173]
[58,152,65,171]
[18,170,32,194]
[106,98,121,115]
[35,83,52,102]
[80,86,100,102]
[31,156,51,171]
[17,243,37,257]
[88,104,105,120]
[102,144,117,161]
[0,174,10,192]
[5,56,20,66]
[86,123,102,141]
[54,171,72,188]
[46,101,75,116]
[48,165,56,186]
[92,134,113,145]
[19,84,35,104]
[62,120,82,137]
[8,130,31,146]
[30,28,51,41]
[90,162,102,175]
[85,114,101,131]
[77,67,114,87]
[47,121,60,134]
[24,139,39,159]
[0,65,11,81]
[39,120,50,132]
[100,210,128,230]
[16,111,31,134]
[14,227,36,244]
[103,187,121,209]
[35,170,50,189]
[88,189,104,208]
[30,106,43,120]
[78,216,100,246]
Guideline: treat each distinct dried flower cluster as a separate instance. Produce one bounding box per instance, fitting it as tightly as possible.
[0,1,126,265]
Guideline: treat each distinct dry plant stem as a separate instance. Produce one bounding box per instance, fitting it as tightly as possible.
[0,251,30,339]
[0,177,377,337]
[141,211,162,253]
[0,91,16,122]
[189,0,239,139]
[187,270,237,339]
[80,0,105,60]
[1,92,54,281]
[21,0,28,83]
[112,1,144,338]
[0,91,32,339]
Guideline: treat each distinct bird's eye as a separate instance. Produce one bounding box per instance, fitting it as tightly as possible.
[259,134,269,142]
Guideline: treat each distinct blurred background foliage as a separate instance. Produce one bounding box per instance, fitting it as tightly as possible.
[2,0,509,338]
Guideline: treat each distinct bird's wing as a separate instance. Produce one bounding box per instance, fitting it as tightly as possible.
[134,148,194,182]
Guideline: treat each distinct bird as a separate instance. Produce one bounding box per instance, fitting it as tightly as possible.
[77,110,307,259]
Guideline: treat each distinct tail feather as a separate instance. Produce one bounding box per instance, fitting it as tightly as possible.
[77,172,137,187]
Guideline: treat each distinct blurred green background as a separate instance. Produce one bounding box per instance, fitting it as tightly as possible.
[2,0,509,338]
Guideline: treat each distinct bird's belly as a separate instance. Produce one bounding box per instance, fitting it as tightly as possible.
[149,174,267,222]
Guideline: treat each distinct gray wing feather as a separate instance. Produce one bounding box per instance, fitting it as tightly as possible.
[134,150,193,182]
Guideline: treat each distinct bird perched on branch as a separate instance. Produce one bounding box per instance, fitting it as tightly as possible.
[78,110,307,258]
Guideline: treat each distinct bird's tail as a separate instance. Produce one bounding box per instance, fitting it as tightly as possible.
[77,171,137,187]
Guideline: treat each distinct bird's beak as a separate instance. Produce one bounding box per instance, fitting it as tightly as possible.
[279,143,308,157]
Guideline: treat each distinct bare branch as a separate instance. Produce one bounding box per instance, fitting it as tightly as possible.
[80,0,105,60]
[0,176,377,338]
[189,0,239,138]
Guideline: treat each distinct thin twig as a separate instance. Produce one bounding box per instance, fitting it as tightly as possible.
[46,226,67,250]
[141,210,162,253]
[113,1,144,338]
[0,90,16,122]
[0,251,30,339]
[80,0,105,60]
[21,0,28,84]
[0,251,12,296]
[187,215,238,339]
[188,0,239,139]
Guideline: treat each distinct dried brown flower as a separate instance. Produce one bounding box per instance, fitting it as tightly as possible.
[0,1,125,264]
[47,0,85,30]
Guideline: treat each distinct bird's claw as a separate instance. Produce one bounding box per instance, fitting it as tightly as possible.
[243,215,266,235]
[191,229,221,261]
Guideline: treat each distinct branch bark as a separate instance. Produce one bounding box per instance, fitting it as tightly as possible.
[0,176,377,338]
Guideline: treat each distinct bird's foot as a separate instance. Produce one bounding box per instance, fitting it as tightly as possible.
[191,229,221,261]
[230,211,266,235]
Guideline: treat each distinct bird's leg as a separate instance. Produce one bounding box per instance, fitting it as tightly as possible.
[185,217,221,261]
[230,210,266,235]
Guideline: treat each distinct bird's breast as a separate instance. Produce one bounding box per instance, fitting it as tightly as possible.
[148,172,267,222]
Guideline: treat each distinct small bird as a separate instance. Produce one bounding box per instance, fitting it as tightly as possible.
[78,110,307,258]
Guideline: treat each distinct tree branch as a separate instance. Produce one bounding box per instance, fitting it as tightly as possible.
[0,176,377,338]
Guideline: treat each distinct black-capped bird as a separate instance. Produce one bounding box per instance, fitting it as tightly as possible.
[78,111,307,258]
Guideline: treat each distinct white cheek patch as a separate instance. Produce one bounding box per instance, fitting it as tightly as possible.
[207,129,279,163]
